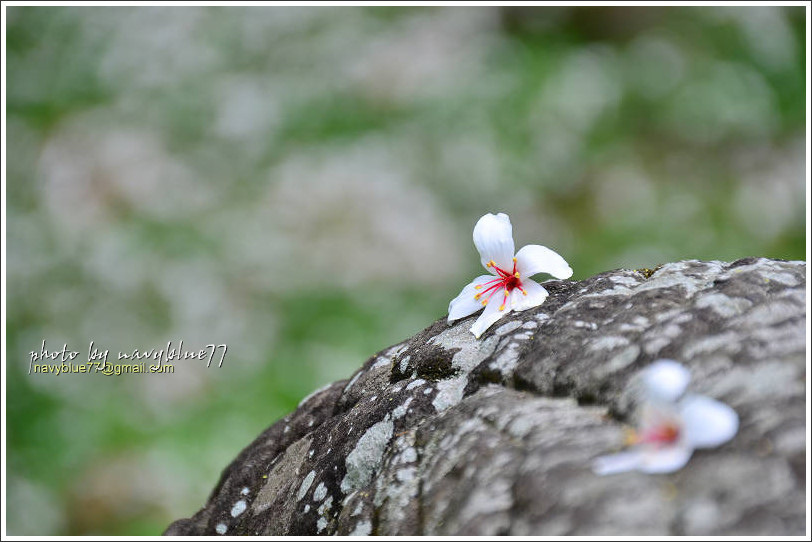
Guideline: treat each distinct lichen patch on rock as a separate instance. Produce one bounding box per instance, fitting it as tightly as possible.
[340,418,394,494]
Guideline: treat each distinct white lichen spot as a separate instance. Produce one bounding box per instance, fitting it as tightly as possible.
[316,495,334,532]
[695,293,753,318]
[309,450,314,457]
[682,332,741,358]
[494,319,523,336]
[432,375,467,412]
[428,323,499,372]
[340,419,394,493]
[298,382,334,408]
[573,320,598,330]
[612,274,641,287]
[351,501,364,517]
[313,482,328,502]
[349,520,372,536]
[369,395,377,402]
[230,500,247,518]
[343,371,363,394]
[401,446,417,463]
[633,315,650,326]
[386,342,408,358]
[215,523,227,535]
[297,470,316,501]
[521,321,538,330]
[370,344,408,370]
[392,397,413,419]
[671,312,694,325]
[240,487,250,496]
[489,343,520,374]
[423,387,433,394]
[594,345,641,379]
[304,504,310,513]
[651,322,684,340]
[739,300,799,327]
[644,337,672,356]
[619,315,651,333]
[283,425,290,434]
[396,467,416,482]
[399,355,411,373]
[371,356,392,369]
[588,335,630,351]
[406,378,426,390]
[318,495,333,514]
[507,416,535,438]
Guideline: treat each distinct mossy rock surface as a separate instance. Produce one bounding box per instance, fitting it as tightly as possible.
[165,258,806,536]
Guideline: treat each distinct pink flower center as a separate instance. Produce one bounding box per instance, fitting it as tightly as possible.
[474,258,527,311]
[638,422,681,446]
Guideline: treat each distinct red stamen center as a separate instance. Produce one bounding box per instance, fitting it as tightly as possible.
[638,422,681,446]
[476,259,526,310]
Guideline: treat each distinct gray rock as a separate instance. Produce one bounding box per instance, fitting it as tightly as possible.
[164,258,806,536]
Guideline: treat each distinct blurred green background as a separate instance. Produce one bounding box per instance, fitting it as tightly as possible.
[5,6,806,536]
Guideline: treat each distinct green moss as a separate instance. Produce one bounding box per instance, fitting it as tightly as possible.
[636,265,664,279]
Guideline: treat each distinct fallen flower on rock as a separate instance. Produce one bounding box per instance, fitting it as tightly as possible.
[447,212,573,339]
[592,359,739,475]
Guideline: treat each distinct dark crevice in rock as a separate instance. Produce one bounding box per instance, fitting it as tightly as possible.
[728,256,762,269]
[415,440,427,536]
[369,493,380,536]
[550,375,575,398]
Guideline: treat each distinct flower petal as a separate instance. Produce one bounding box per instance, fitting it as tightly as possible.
[510,278,549,312]
[638,445,694,473]
[473,213,515,273]
[470,295,511,339]
[515,244,573,280]
[592,450,644,476]
[642,359,691,403]
[679,394,739,449]
[447,275,498,323]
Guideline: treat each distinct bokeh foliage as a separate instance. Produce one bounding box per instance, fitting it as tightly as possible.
[5,6,806,535]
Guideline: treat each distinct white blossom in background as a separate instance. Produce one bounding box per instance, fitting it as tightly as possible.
[260,142,462,291]
[447,213,573,339]
[593,360,739,475]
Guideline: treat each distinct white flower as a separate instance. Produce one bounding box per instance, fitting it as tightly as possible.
[642,358,691,403]
[447,213,573,339]
[592,361,739,475]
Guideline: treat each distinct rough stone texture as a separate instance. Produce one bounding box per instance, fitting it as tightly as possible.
[165,258,806,536]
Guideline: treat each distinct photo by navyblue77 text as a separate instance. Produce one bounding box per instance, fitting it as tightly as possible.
[27,339,228,375]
